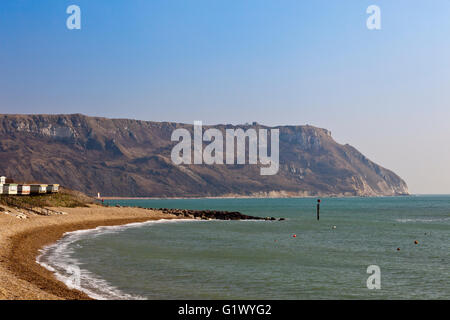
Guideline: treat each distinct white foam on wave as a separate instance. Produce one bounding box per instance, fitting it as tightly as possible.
[395,217,450,223]
[36,219,194,300]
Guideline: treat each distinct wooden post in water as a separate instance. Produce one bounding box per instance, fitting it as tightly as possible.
[317,199,321,220]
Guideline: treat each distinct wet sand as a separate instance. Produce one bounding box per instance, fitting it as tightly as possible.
[0,205,184,300]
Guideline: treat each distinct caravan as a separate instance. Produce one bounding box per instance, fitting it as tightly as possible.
[2,184,18,195]
[0,176,6,194]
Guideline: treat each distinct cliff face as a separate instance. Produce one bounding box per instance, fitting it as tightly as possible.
[0,114,409,197]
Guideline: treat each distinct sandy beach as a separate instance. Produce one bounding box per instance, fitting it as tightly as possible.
[0,205,183,300]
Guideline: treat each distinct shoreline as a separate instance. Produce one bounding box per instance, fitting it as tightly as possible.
[101,194,412,200]
[0,205,186,300]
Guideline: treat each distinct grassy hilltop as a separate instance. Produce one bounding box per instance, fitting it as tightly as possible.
[0,187,94,209]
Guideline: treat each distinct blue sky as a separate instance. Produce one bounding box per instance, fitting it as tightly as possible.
[1,0,450,194]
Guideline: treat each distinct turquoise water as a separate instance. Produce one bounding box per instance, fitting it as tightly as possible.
[39,196,449,299]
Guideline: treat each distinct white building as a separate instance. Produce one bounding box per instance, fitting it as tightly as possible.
[0,176,6,194]
[18,184,31,195]
[46,184,59,193]
[30,184,48,194]
[2,184,18,195]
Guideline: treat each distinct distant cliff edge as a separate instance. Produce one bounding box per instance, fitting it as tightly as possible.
[0,114,409,197]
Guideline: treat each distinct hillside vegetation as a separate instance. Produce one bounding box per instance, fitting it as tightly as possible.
[0,187,94,209]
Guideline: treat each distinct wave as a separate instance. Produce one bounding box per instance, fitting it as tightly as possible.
[395,217,450,223]
[36,219,194,300]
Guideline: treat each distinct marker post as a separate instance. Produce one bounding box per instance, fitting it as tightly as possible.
[317,199,321,221]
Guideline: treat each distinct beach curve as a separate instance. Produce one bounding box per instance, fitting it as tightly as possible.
[0,205,184,300]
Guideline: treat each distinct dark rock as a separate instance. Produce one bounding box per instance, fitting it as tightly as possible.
[160,207,269,221]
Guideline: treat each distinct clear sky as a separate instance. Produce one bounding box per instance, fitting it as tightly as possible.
[1,0,450,194]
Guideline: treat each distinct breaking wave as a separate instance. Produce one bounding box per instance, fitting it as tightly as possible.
[395,217,450,223]
[36,219,193,300]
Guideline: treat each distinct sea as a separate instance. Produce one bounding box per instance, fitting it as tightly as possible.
[37,196,450,300]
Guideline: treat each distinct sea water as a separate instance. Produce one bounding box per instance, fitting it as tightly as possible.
[37,196,450,299]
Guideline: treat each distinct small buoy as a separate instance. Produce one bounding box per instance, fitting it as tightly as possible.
[414,240,419,245]
[293,234,297,238]
[332,225,337,229]
[397,247,401,251]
